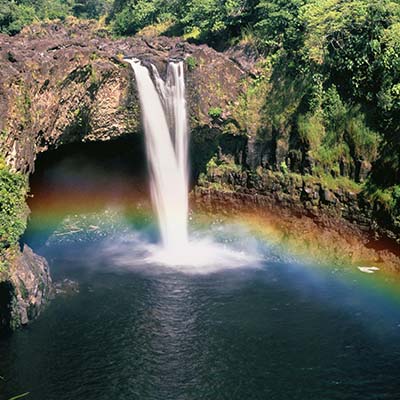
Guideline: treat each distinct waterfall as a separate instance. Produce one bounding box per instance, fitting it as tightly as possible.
[127,59,189,251]
[124,58,256,269]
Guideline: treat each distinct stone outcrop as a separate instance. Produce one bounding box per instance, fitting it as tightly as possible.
[0,245,52,331]
[0,19,246,174]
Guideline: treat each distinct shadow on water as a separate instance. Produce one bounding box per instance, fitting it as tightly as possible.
[0,281,13,337]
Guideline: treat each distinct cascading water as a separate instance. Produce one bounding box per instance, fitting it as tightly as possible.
[127,59,189,251]
[125,57,258,269]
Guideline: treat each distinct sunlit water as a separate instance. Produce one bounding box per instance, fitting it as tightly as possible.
[1,219,400,400]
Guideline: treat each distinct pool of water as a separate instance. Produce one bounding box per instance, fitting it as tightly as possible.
[1,222,400,400]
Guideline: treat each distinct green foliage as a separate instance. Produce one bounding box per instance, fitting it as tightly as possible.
[180,0,255,43]
[255,0,305,52]
[199,154,241,191]
[309,0,400,185]
[346,108,380,160]
[110,0,174,36]
[0,0,110,35]
[208,106,223,119]
[0,162,28,251]
[0,1,36,35]
[35,0,71,20]
[72,0,112,19]
[181,0,226,38]
[365,184,400,216]
[108,0,257,43]
[186,56,198,71]
[206,154,241,175]
[304,170,362,192]
[297,112,324,148]
[112,0,156,35]
[294,82,381,179]
[280,160,288,174]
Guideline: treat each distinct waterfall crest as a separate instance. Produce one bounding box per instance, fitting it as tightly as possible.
[127,59,189,251]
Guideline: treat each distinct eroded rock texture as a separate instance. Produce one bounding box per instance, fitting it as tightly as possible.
[0,20,246,174]
[0,245,51,331]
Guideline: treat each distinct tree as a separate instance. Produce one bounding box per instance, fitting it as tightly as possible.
[255,0,305,52]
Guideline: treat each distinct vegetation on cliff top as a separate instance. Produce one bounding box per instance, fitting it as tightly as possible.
[0,0,111,34]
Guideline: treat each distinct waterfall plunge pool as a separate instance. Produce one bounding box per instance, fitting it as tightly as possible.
[1,214,400,400]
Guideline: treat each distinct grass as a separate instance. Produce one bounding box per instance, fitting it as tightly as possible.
[8,393,30,400]
[364,184,400,213]
[136,19,175,37]
[307,172,362,192]
[198,155,242,192]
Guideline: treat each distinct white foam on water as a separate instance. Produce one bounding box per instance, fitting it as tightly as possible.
[98,223,262,275]
[124,58,264,272]
[358,266,380,274]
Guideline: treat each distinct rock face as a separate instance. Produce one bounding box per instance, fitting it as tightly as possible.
[0,20,246,174]
[195,165,400,270]
[10,245,52,327]
[0,245,52,330]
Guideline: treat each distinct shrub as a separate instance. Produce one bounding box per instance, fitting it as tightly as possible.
[0,162,28,251]
[280,160,288,174]
[208,107,223,119]
[186,56,198,71]
[297,112,324,149]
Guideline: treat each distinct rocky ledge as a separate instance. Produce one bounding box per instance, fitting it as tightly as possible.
[194,169,400,271]
[0,245,52,331]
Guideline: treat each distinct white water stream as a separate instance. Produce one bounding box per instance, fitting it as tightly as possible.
[127,59,189,251]
[126,58,258,269]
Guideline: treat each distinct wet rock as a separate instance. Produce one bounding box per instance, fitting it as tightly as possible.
[55,279,79,296]
[8,245,53,328]
[302,186,314,200]
[275,139,289,168]
[359,160,372,182]
[321,189,337,205]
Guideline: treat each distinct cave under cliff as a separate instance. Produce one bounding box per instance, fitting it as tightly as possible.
[24,134,149,247]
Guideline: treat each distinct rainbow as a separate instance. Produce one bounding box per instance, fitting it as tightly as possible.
[25,183,400,307]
